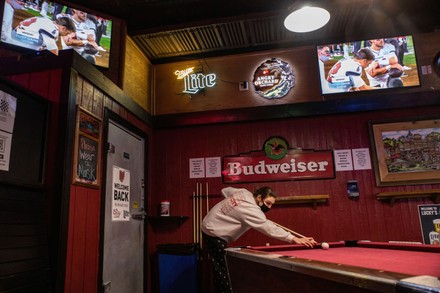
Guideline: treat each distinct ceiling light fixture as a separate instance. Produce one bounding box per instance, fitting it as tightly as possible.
[284,6,330,33]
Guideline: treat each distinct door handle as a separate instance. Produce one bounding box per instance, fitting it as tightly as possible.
[132,212,146,220]
[103,281,111,292]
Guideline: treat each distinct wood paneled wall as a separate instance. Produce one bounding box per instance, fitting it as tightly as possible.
[153,46,322,115]
[149,105,440,253]
[64,75,153,293]
[148,31,440,288]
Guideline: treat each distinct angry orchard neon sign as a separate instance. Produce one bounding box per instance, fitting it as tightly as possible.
[175,67,217,94]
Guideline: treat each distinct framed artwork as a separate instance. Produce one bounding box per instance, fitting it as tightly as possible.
[369,117,440,186]
[72,106,101,188]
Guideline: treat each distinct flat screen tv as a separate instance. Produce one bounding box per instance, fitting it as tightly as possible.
[317,35,420,95]
[1,0,113,68]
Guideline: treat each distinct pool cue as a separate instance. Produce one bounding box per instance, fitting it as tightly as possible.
[192,191,196,243]
[199,183,202,244]
[199,182,203,248]
[273,222,306,238]
[206,182,209,213]
[195,183,199,244]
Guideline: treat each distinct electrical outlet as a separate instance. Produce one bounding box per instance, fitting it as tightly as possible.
[239,81,249,91]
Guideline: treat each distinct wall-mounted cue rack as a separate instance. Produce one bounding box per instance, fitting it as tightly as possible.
[193,182,209,249]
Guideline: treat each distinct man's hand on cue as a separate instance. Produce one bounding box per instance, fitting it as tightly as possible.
[292,236,317,248]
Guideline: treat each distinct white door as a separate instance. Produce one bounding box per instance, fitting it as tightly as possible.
[101,118,146,293]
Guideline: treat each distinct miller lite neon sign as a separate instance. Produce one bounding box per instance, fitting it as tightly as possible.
[175,67,217,94]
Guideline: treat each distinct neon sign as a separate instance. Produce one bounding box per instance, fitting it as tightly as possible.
[175,67,217,94]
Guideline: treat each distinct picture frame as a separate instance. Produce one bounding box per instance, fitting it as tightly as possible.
[368,117,440,186]
[72,106,101,188]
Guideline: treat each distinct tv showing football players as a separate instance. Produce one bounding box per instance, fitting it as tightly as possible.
[317,36,420,95]
[1,0,113,68]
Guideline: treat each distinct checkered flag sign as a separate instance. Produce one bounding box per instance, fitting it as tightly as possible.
[0,98,9,113]
[0,136,4,153]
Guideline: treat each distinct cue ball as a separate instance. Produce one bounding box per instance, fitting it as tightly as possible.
[321,242,329,250]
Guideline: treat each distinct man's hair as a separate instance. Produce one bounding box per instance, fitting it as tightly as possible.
[55,16,76,32]
[253,186,276,199]
[354,48,374,61]
[317,45,329,52]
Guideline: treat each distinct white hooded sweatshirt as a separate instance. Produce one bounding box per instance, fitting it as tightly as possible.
[201,187,294,244]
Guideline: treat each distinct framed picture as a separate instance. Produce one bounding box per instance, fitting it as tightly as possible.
[369,117,440,186]
[72,106,101,188]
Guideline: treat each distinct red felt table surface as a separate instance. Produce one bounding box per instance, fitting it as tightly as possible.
[261,246,440,277]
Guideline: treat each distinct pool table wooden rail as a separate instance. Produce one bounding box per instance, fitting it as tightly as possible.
[225,243,440,293]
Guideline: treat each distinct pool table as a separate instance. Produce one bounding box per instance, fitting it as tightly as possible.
[225,241,440,293]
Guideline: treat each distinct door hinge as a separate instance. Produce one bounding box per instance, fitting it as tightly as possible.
[107,142,115,154]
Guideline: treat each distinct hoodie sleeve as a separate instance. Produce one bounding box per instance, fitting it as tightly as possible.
[237,197,294,243]
[221,187,236,198]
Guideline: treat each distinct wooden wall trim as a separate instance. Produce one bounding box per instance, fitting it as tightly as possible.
[54,68,82,293]
[71,54,153,126]
[0,50,74,75]
[153,90,440,128]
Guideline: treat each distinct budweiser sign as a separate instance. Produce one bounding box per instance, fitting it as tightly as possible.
[222,150,335,183]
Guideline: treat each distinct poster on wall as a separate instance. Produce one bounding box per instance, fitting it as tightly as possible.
[418,204,440,245]
[190,158,205,178]
[0,92,17,133]
[205,157,221,178]
[0,130,12,171]
[334,149,353,171]
[352,148,372,170]
[0,91,17,171]
[112,165,130,221]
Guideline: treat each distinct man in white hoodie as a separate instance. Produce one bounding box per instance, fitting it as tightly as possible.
[202,186,316,292]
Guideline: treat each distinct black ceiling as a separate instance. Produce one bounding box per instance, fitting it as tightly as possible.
[71,0,440,64]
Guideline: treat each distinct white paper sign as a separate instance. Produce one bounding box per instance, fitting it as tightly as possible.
[205,156,221,178]
[0,91,17,134]
[0,130,12,171]
[112,165,130,221]
[0,91,17,172]
[190,158,205,178]
[334,149,353,171]
[352,148,372,170]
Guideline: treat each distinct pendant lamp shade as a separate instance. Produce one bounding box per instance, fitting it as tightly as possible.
[284,6,330,33]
